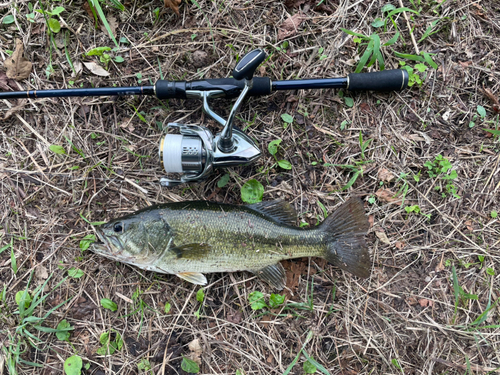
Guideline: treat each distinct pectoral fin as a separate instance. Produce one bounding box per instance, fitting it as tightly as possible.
[251,263,286,290]
[177,272,208,285]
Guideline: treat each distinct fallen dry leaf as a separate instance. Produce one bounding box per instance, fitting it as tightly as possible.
[482,87,500,114]
[164,0,182,15]
[375,230,391,245]
[100,15,118,36]
[395,241,405,250]
[82,1,94,18]
[0,71,19,91]
[226,309,242,324]
[419,298,433,307]
[83,61,110,77]
[377,168,395,182]
[188,338,203,364]
[278,13,305,40]
[3,101,27,121]
[368,215,374,228]
[35,265,49,280]
[465,220,474,231]
[4,39,33,81]
[408,297,417,305]
[359,102,372,114]
[375,188,403,205]
[72,61,83,77]
[435,255,445,272]
[283,259,307,293]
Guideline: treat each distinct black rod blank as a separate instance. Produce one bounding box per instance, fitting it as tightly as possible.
[0,86,155,100]
[0,69,409,101]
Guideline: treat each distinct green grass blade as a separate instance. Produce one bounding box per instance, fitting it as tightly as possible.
[470,299,497,327]
[355,38,374,73]
[107,0,124,11]
[384,32,400,46]
[393,51,425,62]
[483,129,500,136]
[282,332,313,375]
[386,7,420,18]
[340,28,370,39]
[343,169,361,190]
[367,34,381,69]
[451,266,460,305]
[64,31,75,75]
[86,0,98,24]
[302,351,331,375]
[91,0,119,47]
[418,19,440,43]
[422,52,438,69]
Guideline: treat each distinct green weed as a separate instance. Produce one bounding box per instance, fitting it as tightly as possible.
[424,154,460,199]
[340,29,397,72]
[96,330,123,355]
[405,205,431,220]
[248,291,286,311]
[241,179,264,204]
[268,139,292,170]
[194,288,205,319]
[451,266,478,324]
[35,5,65,34]
[469,105,487,128]
[64,355,83,375]
[1,272,71,373]
[281,113,294,129]
[181,356,199,373]
[359,131,373,160]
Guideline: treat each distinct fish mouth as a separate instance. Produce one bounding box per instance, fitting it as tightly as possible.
[90,228,151,267]
[91,229,125,258]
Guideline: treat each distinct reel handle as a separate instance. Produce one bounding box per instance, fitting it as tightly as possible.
[232,49,267,81]
[347,69,409,91]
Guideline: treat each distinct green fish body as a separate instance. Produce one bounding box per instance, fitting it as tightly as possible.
[91,198,370,289]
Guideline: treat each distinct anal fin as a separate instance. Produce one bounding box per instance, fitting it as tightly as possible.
[177,272,207,285]
[251,263,286,290]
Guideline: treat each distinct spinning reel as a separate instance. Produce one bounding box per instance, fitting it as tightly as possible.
[158,49,266,187]
[1,48,409,187]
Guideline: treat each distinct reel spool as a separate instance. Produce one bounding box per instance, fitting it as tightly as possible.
[158,49,267,187]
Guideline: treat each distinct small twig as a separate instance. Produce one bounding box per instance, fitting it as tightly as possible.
[432,357,499,373]
[398,0,420,55]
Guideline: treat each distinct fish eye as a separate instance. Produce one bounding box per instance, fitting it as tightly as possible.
[113,222,124,233]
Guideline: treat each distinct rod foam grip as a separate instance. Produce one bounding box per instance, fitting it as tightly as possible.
[347,69,409,91]
[161,134,183,173]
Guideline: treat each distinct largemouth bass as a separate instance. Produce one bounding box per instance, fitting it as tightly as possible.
[91,198,370,289]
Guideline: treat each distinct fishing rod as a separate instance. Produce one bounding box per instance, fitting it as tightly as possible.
[1,48,409,186]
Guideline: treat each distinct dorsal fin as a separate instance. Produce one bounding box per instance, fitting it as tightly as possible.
[247,200,297,226]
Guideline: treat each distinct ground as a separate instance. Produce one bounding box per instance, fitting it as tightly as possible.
[1,0,500,374]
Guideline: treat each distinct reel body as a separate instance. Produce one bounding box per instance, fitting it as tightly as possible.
[159,125,261,187]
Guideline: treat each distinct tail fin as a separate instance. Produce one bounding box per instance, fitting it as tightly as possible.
[320,198,371,278]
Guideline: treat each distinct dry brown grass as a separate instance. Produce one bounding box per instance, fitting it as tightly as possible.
[1,0,500,374]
